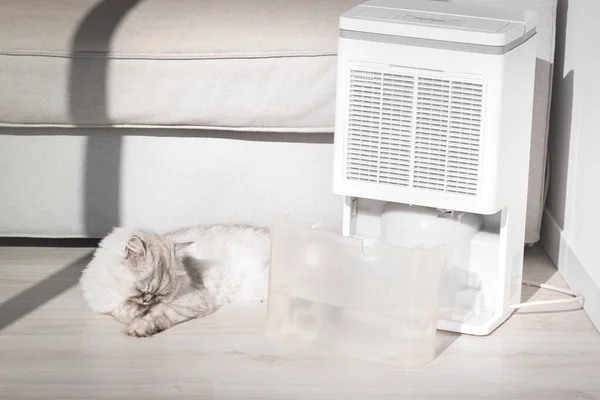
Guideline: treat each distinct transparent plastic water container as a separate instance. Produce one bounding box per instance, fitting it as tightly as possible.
[265,219,449,367]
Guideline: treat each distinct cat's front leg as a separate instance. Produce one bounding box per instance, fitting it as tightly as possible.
[125,302,176,337]
[125,300,210,337]
[111,300,148,324]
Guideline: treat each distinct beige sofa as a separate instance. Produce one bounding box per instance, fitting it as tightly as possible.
[0,0,556,242]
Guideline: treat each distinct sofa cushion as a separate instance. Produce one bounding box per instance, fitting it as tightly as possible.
[0,0,362,131]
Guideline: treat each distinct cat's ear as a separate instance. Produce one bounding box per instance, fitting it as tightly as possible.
[174,242,193,255]
[125,235,146,258]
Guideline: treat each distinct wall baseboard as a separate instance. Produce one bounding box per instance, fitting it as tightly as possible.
[541,209,600,332]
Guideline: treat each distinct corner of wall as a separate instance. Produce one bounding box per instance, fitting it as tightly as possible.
[541,208,600,332]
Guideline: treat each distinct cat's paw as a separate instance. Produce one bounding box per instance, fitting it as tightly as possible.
[125,318,157,338]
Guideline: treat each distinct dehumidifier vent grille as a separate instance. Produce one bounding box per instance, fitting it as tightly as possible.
[344,66,484,197]
[346,70,414,186]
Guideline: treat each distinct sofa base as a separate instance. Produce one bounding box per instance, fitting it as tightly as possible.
[0,128,342,238]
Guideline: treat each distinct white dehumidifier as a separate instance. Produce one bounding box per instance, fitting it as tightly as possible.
[332,0,537,335]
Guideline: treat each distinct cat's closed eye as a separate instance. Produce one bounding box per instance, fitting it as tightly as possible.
[131,291,159,305]
[141,292,154,304]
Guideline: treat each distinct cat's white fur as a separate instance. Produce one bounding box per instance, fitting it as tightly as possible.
[80,224,270,337]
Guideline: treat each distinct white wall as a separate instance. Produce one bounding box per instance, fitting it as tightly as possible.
[542,0,600,331]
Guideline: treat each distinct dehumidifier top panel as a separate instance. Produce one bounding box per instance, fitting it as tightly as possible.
[340,0,537,48]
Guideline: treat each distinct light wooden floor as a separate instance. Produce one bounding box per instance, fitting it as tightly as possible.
[0,244,599,400]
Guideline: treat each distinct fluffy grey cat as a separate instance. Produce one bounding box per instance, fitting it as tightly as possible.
[80,224,270,337]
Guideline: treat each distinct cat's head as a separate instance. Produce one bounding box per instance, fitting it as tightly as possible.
[120,231,191,306]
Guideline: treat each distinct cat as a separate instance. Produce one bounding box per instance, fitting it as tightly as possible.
[80,224,270,337]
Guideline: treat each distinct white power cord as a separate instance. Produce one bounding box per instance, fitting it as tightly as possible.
[508,280,585,310]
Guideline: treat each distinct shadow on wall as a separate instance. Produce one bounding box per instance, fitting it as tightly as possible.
[0,1,139,331]
[545,0,573,233]
[69,0,141,237]
[65,0,333,237]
